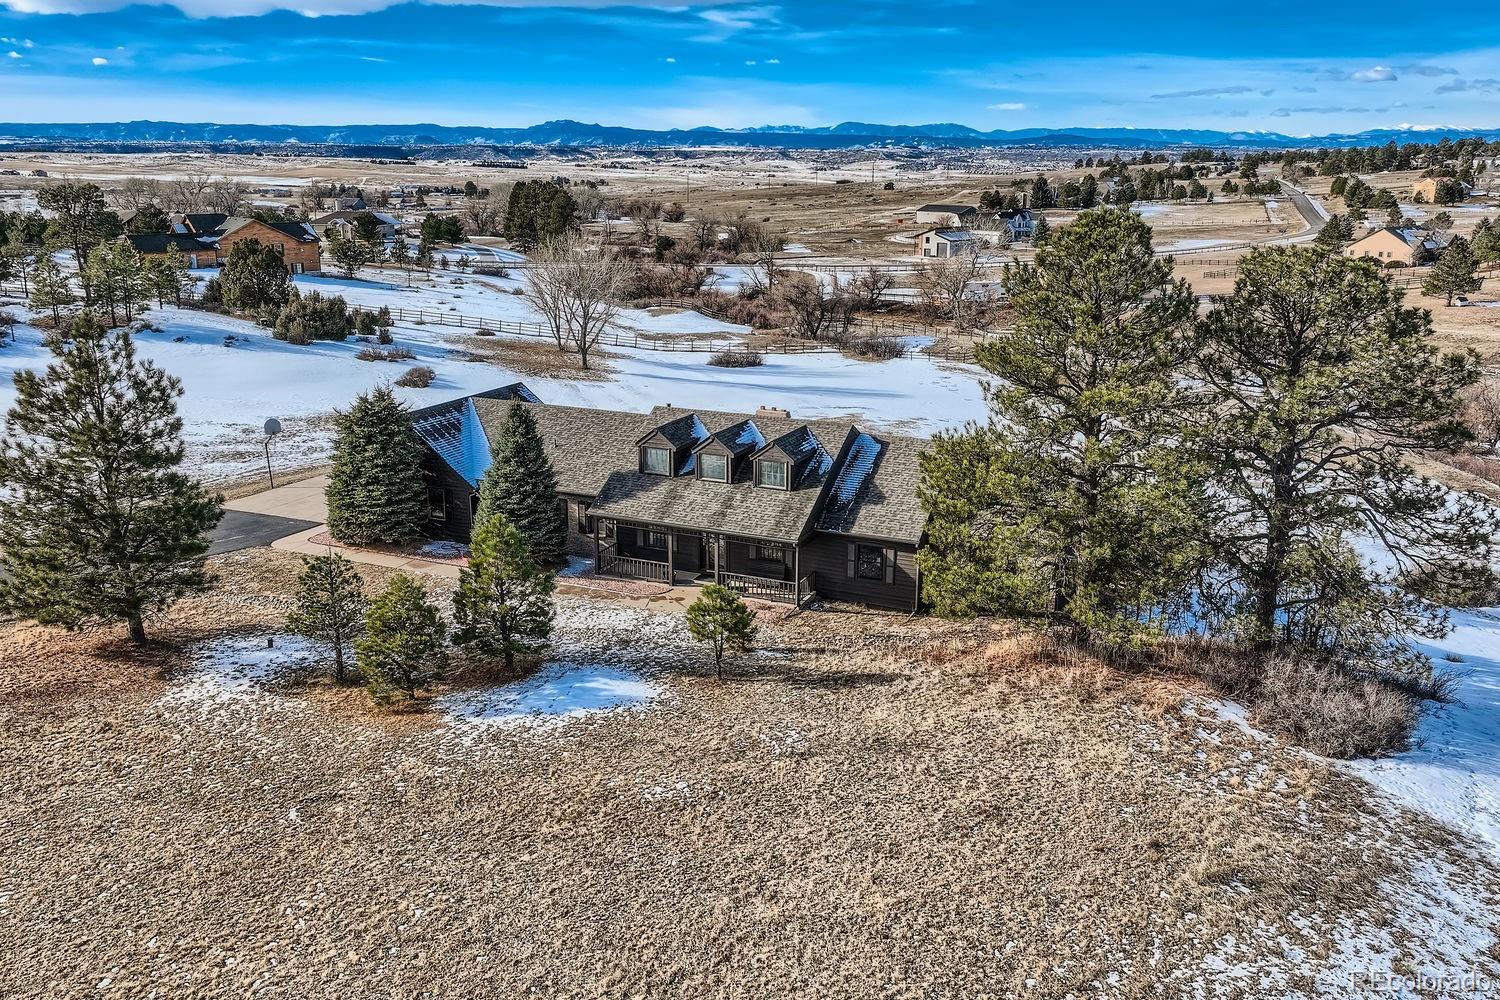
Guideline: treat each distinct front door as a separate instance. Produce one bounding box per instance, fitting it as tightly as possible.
[701,535,718,577]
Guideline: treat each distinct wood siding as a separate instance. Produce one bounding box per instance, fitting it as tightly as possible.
[801,533,919,611]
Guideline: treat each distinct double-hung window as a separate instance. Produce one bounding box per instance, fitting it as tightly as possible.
[759,460,788,489]
[643,446,672,476]
[699,453,728,482]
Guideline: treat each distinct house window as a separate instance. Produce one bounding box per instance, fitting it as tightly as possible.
[759,460,788,489]
[754,544,782,563]
[575,500,592,533]
[856,544,885,581]
[427,488,448,522]
[272,242,286,254]
[699,453,728,482]
[644,528,668,550]
[643,446,672,476]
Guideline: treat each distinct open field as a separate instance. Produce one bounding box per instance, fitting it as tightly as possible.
[2,547,1498,999]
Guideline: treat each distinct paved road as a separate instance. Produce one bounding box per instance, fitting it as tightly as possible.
[1277,182,1329,243]
[207,510,321,557]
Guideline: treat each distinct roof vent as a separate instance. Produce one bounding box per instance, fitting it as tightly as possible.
[756,406,791,420]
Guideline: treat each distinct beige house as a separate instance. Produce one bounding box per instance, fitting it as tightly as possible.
[1410,177,1472,204]
[1344,227,1449,267]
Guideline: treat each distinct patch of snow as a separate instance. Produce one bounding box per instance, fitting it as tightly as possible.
[1346,608,1500,856]
[418,540,470,560]
[161,633,319,709]
[435,662,661,733]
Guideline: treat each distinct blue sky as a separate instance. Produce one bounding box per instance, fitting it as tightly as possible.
[1,1,1497,134]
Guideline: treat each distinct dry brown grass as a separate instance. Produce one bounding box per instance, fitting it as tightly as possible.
[457,333,614,380]
[0,549,1495,999]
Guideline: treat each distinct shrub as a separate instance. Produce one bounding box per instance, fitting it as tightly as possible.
[355,346,416,363]
[274,290,352,343]
[1254,655,1423,759]
[395,365,436,388]
[847,335,906,360]
[474,327,496,337]
[1400,560,1500,608]
[708,349,764,368]
[352,309,378,337]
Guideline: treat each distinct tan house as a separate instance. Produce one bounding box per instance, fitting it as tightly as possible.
[215,218,322,274]
[913,204,979,227]
[1410,177,1472,205]
[1344,227,1450,267]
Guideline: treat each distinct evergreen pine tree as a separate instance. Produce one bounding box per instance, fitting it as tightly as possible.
[355,573,447,703]
[1471,218,1499,264]
[287,552,368,684]
[474,403,568,565]
[452,514,555,674]
[918,208,1206,640]
[1423,235,1483,306]
[0,312,222,643]
[28,254,75,327]
[1386,204,1406,228]
[325,386,429,546]
[684,583,758,679]
[1192,246,1493,672]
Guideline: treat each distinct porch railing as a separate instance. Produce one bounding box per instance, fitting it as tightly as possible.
[598,552,671,584]
[722,571,816,606]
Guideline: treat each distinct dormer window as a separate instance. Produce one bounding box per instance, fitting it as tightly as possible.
[758,460,788,490]
[699,453,728,483]
[642,446,672,476]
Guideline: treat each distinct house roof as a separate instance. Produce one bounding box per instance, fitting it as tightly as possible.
[221,218,319,243]
[123,232,216,255]
[428,393,929,545]
[1353,226,1452,253]
[178,212,228,234]
[313,210,399,226]
[916,204,976,215]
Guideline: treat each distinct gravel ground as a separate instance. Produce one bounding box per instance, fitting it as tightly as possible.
[2,549,1497,999]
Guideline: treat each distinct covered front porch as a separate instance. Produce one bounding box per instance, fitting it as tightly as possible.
[592,518,814,606]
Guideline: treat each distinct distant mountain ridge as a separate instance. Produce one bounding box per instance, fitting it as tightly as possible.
[0,119,1492,150]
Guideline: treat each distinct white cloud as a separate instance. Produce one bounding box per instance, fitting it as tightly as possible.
[663,56,676,63]
[1351,65,1397,82]
[6,50,21,58]
[744,59,756,66]
[91,56,108,64]
[987,102,1025,111]
[765,57,779,65]
[2,0,730,15]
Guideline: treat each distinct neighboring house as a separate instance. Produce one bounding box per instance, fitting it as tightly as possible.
[122,232,217,269]
[983,208,1036,241]
[412,385,929,611]
[913,204,979,227]
[215,218,322,274]
[917,228,985,259]
[1410,177,1473,204]
[312,210,399,241]
[173,213,229,235]
[1345,227,1452,267]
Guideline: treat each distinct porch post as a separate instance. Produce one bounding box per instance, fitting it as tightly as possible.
[793,544,801,606]
[593,517,601,573]
[714,535,723,585]
[665,528,676,586]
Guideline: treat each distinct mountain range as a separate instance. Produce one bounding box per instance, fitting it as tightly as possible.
[0,119,1493,151]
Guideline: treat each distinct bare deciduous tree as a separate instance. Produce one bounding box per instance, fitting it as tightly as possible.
[774,272,852,342]
[461,191,508,237]
[849,266,896,310]
[205,177,250,215]
[557,245,626,371]
[527,235,575,353]
[114,176,161,212]
[917,243,985,327]
[1463,378,1500,453]
[164,172,212,213]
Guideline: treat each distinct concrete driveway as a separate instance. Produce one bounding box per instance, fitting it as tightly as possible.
[208,475,330,556]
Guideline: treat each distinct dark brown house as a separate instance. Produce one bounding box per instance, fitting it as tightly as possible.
[411,385,929,611]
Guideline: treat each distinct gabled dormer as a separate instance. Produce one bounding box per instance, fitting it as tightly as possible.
[693,418,765,484]
[751,425,830,491]
[636,412,709,477]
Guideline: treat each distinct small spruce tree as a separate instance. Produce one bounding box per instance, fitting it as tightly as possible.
[355,573,447,704]
[475,402,568,565]
[287,552,368,684]
[0,312,222,643]
[685,584,758,680]
[28,254,76,327]
[1423,235,1483,306]
[326,386,430,546]
[452,514,555,674]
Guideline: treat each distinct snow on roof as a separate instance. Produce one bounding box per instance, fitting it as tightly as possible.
[734,420,765,450]
[832,432,882,503]
[413,398,492,486]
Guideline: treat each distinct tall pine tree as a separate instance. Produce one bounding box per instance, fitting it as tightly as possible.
[1422,235,1483,306]
[1193,246,1493,672]
[452,514,554,674]
[326,385,429,546]
[0,312,222,643]
[918,208,1205,641]
[475,403,568,565]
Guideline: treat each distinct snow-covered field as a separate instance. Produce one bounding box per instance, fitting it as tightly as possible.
[0,267,987,482]
[1349,608,1500,857]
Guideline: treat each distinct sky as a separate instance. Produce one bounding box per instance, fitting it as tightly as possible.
[0,1,1497,135]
